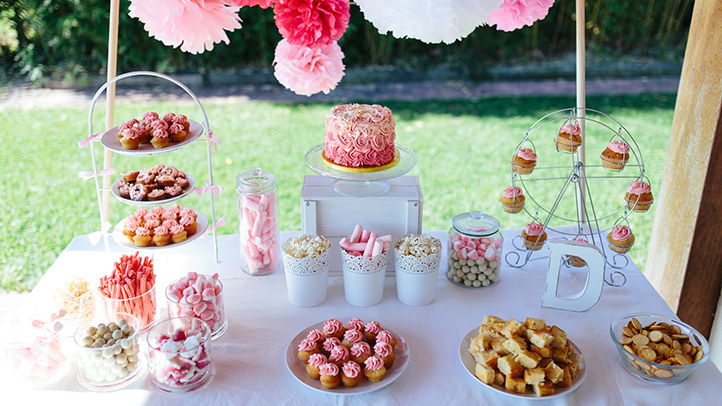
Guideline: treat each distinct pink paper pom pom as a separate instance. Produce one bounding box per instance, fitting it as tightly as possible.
[488,0,555,32]
[128,0,242,54]
[233,0,274,7]
[273,0,350,47]
[273,39,345,96]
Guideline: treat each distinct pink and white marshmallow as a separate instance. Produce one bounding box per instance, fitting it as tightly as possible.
[166,272,226,335]
[339,225,391,257]
[239,192,280,274]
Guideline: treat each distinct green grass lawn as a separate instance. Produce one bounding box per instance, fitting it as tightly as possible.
[0,93,675,291]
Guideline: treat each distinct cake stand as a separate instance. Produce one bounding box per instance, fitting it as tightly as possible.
[305,144,417,197]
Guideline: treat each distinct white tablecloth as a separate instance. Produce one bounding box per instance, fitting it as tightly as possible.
[4,230,721,405]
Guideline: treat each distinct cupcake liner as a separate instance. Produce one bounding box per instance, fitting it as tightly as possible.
[512,162,535,174]
[625,197,653,212]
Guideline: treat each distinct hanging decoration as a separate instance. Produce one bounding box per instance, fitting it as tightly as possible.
[353,0,504,44]
[273,39,345,96]
[488,0,555,32]
[128,0,242,54]
[127,0,556,95]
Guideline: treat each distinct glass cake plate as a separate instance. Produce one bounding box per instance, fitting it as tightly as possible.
[305,144,417,197]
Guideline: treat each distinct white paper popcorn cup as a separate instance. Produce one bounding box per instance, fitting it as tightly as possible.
[282,249,330,307]
[394,245,442,306]
[341,248,388,307]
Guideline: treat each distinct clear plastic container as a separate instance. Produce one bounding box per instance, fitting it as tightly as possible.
[447,211,503,288]
[236,167,280,276]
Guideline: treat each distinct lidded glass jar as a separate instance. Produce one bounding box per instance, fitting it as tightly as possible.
[236,167,280,276]
[447,211,503,288]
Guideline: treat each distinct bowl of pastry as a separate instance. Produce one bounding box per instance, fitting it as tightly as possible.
[610,313,710,384]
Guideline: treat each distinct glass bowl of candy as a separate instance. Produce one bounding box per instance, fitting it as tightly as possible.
[146,317,214,393]
[610,313,710,384]
[74,312,145,391]
[0,309,71,388]
[165,272,227,340]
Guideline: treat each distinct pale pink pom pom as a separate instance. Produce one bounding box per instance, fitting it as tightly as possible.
[233,0,273,7]
[488,0,555,32]
[273,0,350,46]
[273,39,345,96]
[128,0,242,54]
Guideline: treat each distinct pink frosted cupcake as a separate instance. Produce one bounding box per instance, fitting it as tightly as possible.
[170,223,187,244]
[512,147,537,174]
[608,225,635,253]
[374,341,396,368]
[306,328,325,345]
[297,338,320,364]
[375,330,397,348]
[341,329,364,349]
[341,361,362,387]
[346,317,364,332]
[305,353,327,380]
[133,227,152,247]
[556,122,582,152]
[152,225,170,247]
[601,140,630,170]
[521,222,547,251]
[319,363,340,389]
[363,320,382,343]
[500,186,525,213]
[180,213,197,236]
[625,180,654,212]
[323,318,345,340]
[123,215,141,242]
[322,337,341,356]
[350,341,371,364]
[329,345,350,368]
[568,236,588,267]
[119,126,141,150]
[363,356,386,382]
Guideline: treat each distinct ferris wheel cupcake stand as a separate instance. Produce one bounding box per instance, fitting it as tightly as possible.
[504,107,652,287]
[80,71,220,262]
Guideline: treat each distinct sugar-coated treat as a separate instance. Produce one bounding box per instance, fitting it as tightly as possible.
[166,272,225,336]
[147,327,212,390]
[340,225,391,257]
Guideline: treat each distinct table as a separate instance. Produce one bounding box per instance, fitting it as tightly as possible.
[3,229,721,405]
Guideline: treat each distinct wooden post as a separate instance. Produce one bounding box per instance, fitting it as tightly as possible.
[101,0,120,227]
[645,0,722,338]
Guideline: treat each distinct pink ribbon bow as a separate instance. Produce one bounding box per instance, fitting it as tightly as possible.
[77,132,103,148]
[202,217,226,238]
[207,129,220,152]
[78,167,115,181]
[194,180,224,196]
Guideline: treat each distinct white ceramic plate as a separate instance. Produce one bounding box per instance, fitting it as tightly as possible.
[112,209,208,250]
[101,120,204,156]
[111,173,195,206]
[459,327,586,400]
[286,321,410,395]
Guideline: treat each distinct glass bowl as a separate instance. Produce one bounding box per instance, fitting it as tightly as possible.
[610,313,710,384]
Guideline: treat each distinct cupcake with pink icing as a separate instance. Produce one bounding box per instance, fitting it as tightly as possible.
[363,320,382,343]
[608,225,635,253]
[521,222,547,251]
[375,330,397,348]
[512,147,537,174]
[341,361,362,387]
[555,121,582,152]
[305,353,327,380]
[149,121,170,149]
[322,337,341,356]
[341,329,364,349]
[328,344,350,367]
[500,186,525,214]
[374,341,396,368]
[119,125,141,150]
[133,226,152,247]
[601,140,631,170]
[625,180,654,212]
[306,328,325,345]
[323,318,345,339]
[363,355,386,382]
[180,213,197,236]
[346,317,364,332]
[350,341,372,364]
[170,223,187,244]
[152,225,171,247]
[297,338,321,364]
[319,363,340,389]
[123,215,142,242]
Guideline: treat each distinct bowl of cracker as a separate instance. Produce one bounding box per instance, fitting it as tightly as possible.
[610,314,710,384]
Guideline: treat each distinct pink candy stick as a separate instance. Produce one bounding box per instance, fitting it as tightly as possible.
[364,233,378,257]
[360,230,370,243]
[242,195,262,212]
[262,252,271,265]
[349,225,363,243]
[340,238,367,252]
[268,243,279,269]
[267,192,276,216]
[262,217,275,234]
[247,239,260,258]
[377,235,392,243]
[372,240,383,256]
[251,210,266,237]
[383,241,390,252]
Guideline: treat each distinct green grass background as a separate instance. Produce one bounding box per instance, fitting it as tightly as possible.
[0,93,674,291]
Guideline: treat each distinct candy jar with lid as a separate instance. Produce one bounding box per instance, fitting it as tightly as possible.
[236,167,280,276]
[447,211,503,288]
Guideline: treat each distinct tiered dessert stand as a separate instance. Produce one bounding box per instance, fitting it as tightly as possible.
[304,144,417,197]
[504,107,652,286]
[81,71,220,261]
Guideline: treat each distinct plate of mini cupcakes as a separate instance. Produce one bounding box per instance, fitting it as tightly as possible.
[111,205,208,250]
[111,165,195,206]
[101,117,204,156]
[285,318,410,395]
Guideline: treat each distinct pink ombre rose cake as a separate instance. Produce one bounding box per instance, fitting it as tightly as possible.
[323,104,396,168]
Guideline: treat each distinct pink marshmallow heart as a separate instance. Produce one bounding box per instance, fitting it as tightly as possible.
[174,281,188,291]
[193,303,207,315]
[465,241,475,251]
[187,294,201,304]
[205,302,215,311]
[202,288,215,300]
